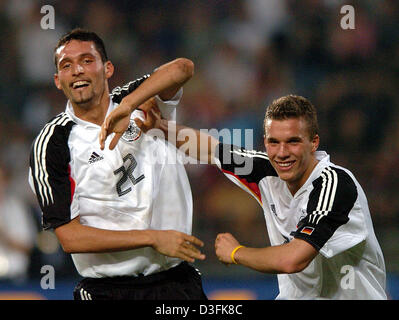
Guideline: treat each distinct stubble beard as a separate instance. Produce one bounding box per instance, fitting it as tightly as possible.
[68,84,106,111]
[69,87,95,108]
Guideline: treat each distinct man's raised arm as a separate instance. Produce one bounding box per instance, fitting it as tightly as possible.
[131,98,220,165]
[99,58,194,150]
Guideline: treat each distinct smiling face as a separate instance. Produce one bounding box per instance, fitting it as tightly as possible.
[264,117,319,195]
[54,39,114,109]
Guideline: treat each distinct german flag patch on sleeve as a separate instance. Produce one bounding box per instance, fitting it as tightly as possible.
[300,226,314,235]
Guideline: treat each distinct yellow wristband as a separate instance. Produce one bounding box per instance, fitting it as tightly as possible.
[230,245,244,264]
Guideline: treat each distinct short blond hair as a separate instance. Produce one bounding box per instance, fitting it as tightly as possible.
[264,95,319,139]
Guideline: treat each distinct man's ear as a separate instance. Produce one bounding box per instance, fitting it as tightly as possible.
[312,134,320,152]
[54,73,62,90]
[104,61,114,79]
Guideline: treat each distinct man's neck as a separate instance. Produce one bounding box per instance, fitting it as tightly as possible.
[71,92,110,126]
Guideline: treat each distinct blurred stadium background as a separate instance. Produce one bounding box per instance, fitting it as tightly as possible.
[0,0,398,300]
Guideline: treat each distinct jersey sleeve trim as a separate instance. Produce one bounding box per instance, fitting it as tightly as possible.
[291,166,358,252]
[110,74,151,104]
[154,87,183,121]
[29,113,76,230]
[214,143,277,205]
[220,167,263,205]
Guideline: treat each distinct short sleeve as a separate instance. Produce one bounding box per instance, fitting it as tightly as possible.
[154,88,183,121]
[29,114,77,230]
[213,143,277,205]
[291,166,360,256]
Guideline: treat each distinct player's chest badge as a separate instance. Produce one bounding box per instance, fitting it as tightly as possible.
[122,119,141,142]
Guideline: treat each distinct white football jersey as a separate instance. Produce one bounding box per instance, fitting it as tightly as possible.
[214,143,387,300]
[29,78,192,278]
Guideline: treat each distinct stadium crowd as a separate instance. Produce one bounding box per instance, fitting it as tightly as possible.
[0,0,398,282]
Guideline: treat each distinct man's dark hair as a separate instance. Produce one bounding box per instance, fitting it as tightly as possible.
[54,28,108,70]
[264,95,319,139]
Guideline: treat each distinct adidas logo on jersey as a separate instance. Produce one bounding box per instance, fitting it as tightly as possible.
[88,152,104,164]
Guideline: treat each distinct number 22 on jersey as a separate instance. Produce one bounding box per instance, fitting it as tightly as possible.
[113,153,145,197]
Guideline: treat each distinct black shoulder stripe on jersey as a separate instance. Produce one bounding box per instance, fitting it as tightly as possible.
[215,143,277,183]
[110,74,151,104]
[291,166,358,251]
[30,113,76,230]
[30,113,71,206]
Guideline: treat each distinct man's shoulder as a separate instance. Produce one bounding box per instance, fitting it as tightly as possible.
[31,112,76,153]
[311,163,359,206]
[317,161,357,185]
[110,74,151,103]
[35,112,75,133]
